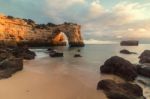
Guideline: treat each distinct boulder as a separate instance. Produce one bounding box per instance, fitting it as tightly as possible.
[100,56,138,81]
[120,40,139,46]
[139,50,150,63]
[120,49,137,54]
[74,54,82,58]
[22,50,36,60]
[136,65,150,78]
[97,79,145,99]
[0,49,12,61]
[47,48,53,51]
[12,46,36,60]
[0,58,23,79]
[49,51,63,57]
[77,49,81,52]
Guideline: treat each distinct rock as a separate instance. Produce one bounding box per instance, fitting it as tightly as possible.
[100,56,138,81]
[97,79,145,99]
[47,48,53,51]
[12,45,36,60]
[120,49,137,54]
[139,50,150,63]
[120,40,139,46]
[0,14,84,47]
[0,58,23,79]
[22,50,36,60]
[74,54,82,57]
[49,51,63,57]
[0,49,12,61]
[77,49,81,52]
[136,65,150,78]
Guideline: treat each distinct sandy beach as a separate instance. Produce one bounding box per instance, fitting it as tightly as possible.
[0,53,107,99]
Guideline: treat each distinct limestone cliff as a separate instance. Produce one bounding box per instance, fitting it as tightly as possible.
[0,14,84,47]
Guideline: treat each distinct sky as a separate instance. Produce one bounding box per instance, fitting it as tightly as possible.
[0,0,150,44]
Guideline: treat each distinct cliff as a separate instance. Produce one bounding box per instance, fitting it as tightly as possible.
[0,14,84,47]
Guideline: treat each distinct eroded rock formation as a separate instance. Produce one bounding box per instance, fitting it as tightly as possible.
[0,14,84,47]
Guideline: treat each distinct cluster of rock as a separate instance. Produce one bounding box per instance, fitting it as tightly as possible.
[0,45,36,79]
[0,14,84,47]
[47,48,82,58]
[97,50,150,99]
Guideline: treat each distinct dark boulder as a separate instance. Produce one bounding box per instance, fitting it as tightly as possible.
[74,54,82,58]
[0,49,12,61]
[77,49,81,52]
[0,58,23,79]
[49,51,63,57]
[12,45,36,60]
[120,40,139,46]
[47,48,53,51]
[139,50,150,63]
[97,79,145,99]
[100,56,138,81]
[22,50,36,60]
[136,64,150,78]
[120,49,137,54]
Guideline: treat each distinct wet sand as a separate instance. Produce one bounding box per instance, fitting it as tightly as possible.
[0,55,107,99]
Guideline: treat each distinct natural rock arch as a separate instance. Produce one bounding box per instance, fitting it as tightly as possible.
[0,15,85,47]
[50,23,84,47]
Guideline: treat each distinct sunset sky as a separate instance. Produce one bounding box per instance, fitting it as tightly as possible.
[0,0,150,43]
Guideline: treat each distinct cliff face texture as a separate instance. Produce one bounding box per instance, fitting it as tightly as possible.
[0,14,84,47]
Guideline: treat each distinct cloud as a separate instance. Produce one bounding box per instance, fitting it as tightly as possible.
[82,1,150,41]
[88,1,104,18]
[113,2,148,20]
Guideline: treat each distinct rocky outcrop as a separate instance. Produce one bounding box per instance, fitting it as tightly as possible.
[120,49,137,54]
[0,14,84,47]
[139,50,150,63]
[97,79,145,99]
[120,40,139,46]
[0,47,23,79]
[100,56,138,81]
[0,44,36,79]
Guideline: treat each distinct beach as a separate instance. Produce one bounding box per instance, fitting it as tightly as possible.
[0,44,149,99]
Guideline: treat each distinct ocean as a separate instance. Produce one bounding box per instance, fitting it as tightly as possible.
[0,44,149,99]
